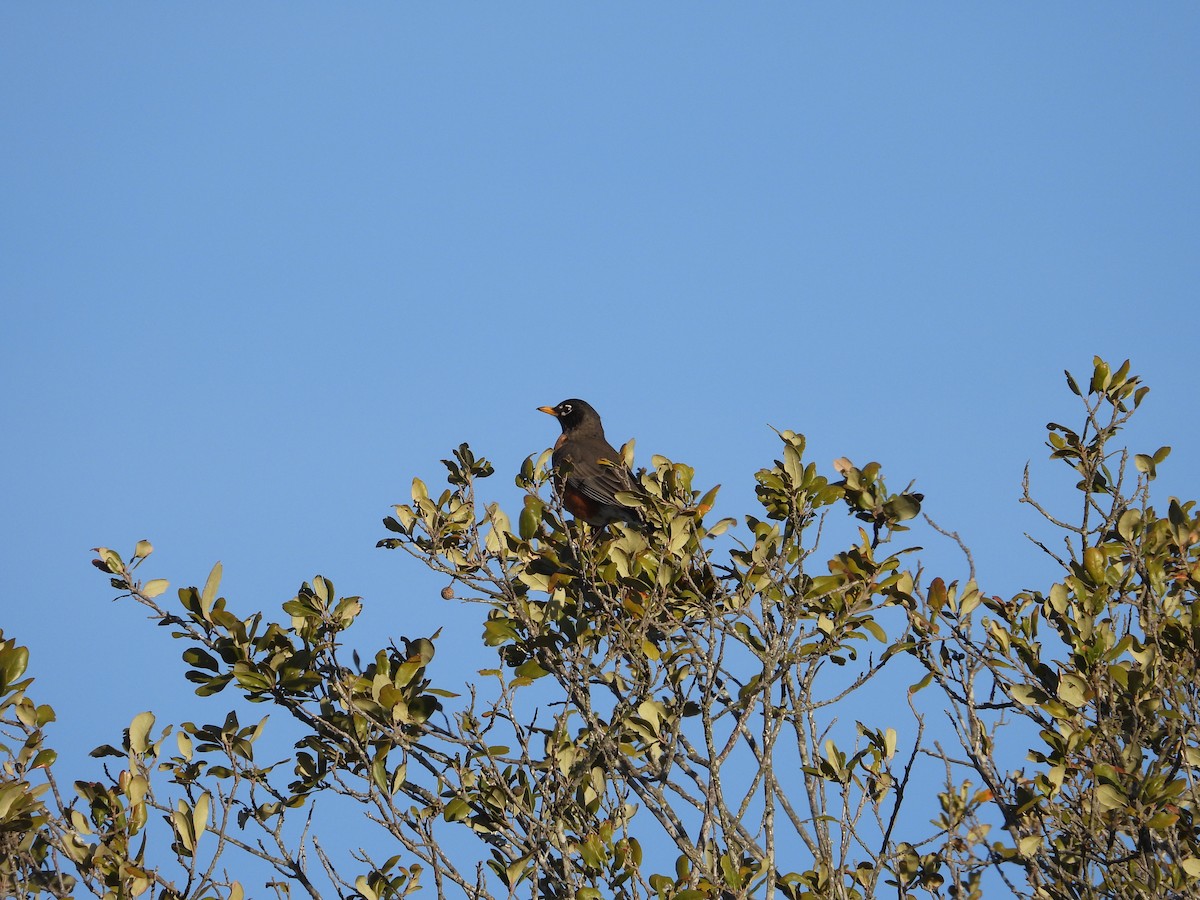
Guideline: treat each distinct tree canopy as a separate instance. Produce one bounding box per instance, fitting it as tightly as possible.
[2,357,1198,900]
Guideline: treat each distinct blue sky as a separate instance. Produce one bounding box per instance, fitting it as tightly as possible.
[3,4,1198,892]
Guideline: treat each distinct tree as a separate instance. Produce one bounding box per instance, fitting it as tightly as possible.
[2,357,1198,899]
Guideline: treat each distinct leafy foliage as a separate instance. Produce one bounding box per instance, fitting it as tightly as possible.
[2,358,1197,899]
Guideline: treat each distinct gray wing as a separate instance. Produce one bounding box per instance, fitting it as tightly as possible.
[555,443,637,505]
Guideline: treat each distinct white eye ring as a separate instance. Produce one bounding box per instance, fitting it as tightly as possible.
[560,404,572,415]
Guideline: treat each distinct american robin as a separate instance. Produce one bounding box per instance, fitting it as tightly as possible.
[538,399,642,527]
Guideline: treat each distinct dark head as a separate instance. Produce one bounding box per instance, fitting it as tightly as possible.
[537,398,603,435]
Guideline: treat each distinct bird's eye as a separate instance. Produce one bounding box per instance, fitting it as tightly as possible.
[560,404,572,415]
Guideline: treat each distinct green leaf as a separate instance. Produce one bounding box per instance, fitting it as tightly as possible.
[183,648,220,672]
[391,762,407,795]
[194,673,233,697]
[860,619,887,643]
[507,855,533,889]
[884,493,922,522]
[1111,358,1131,386]
[1094,784,1125,812]
[409,637,436,666]
[908,672,934,695]
[1090,357,1110,394]
[0,644,29,691]
[443,798,470,822]
[232,662,274,692]
[406,695,438,724]
[1116,509,1142,541]
[519,497,544,540]
[1146,811,1179,829]
[720,851,743,889]
[31,748,57,769]
[515,660,548,680]
[1083,547,1105,584]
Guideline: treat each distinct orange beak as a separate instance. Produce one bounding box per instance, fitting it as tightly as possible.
[537,406,556,416]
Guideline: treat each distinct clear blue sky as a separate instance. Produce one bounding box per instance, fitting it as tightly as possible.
[3,4,1198,892]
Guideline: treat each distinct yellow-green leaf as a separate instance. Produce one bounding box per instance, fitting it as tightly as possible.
[1009,685,1042,707]
[201,562,223,615]
[172,804,195,852]
[129,711,155,756]
[1048,583,1069,615]
[411,478,428,503]
[355,876,377,900]
[861,619,887,642]
[1094,784,1125,812]
[192,792,210,843]
[142,579,169,599]
[126,774,148,806]
[909,672,934,695]
[1057,673,1087,708]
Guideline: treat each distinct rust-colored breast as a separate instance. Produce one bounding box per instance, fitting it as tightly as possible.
[561,483,600,523]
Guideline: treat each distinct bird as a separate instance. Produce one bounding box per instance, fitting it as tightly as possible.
[538,399,642,527]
